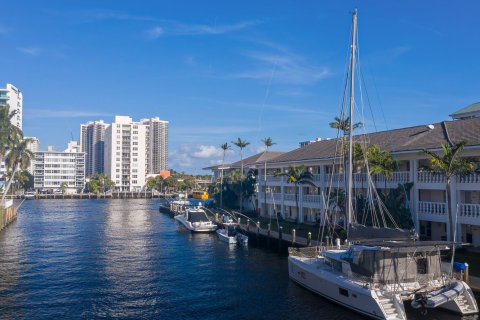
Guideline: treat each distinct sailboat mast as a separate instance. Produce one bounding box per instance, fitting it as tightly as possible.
[347,9,357,230]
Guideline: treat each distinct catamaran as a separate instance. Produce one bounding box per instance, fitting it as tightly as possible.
[287,9,478,319]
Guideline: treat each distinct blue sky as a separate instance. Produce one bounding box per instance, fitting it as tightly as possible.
[1,1,480,173]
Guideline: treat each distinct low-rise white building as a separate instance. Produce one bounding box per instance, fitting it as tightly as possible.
[206,110,480,247]
[33,141,85,193]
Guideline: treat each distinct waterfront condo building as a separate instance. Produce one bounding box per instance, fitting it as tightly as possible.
[0,83,23,130]
[33,141,86,193]
[206,103,480,248]
[80,120,107,177]
[140,117,169,174]
[105,116,147,191]
[25,137,40,175]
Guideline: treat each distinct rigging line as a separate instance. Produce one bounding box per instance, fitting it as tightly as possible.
[256,61,277,139]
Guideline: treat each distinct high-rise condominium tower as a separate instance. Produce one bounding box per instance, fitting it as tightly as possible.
[80,120,106,177]
[25,137,40,175]
[0,83,23,130]
[104,116,146,191]
[140,117,169,173]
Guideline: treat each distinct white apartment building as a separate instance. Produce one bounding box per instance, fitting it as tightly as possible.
[80,120,106,177]
[34,141,86,193]
[105,116,146,191]
[25,137,40,175]
[206,107,480,248]
[140,117,169,174]
[0,83,23,130]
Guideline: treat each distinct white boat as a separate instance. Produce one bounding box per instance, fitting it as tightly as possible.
[236,232,248,245]
[24,191,36,200]
[174,205,217,233]
[287,9,479,320]
[216,228,237,244]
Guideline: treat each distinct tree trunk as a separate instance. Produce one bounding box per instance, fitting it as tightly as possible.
[1,163,19,205]
[446,178,453,242]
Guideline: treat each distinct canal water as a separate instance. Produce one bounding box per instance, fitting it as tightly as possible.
[0,199,477,319]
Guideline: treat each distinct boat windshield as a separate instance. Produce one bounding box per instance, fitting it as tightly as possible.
[188,211,210,223]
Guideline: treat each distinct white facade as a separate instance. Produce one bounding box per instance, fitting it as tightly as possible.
[105,116,146,191]
[80,120,106,177]
[25,136,40,175]
[140,117,169,173]
[33,141,86,193]
[0,83,23,130]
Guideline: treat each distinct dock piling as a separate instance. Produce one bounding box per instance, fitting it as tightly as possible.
[307,232,312,246]
[292,229,296,246]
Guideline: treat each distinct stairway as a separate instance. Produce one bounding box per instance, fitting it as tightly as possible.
[376,292,406,320]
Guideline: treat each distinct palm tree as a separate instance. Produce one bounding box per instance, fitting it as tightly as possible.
[231,138,250,212]
[1,138,34,203]
[275,165,316,226]
[423,141,476,242]
[329,115,363,137]
[219,142,231,208]
[261,137,275,216]
[0,106,21,156]
[367,145,397,194]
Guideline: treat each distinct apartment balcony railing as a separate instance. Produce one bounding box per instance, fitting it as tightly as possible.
[417,172,446,184]
[459,203,480,220]
[325,173,344,183]
[261,192,282,202]
[458,173,480,184]
[284,194,297,202]
[418,201,446,215]
[303,194,322,203]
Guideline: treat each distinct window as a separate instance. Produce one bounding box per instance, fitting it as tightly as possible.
[339,288,349,297]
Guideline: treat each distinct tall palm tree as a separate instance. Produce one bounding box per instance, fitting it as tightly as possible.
[232,138,250,212]
[367,145,397,194]
[329,115,363,137]
[1,138,34,203]
[219,142,231,208]
[261,137,275,216]
[423,141,476,242]
[275,165,316,226]
[0,106,21,157]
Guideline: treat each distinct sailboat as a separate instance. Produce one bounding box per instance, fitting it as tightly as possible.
[287,9,479,319]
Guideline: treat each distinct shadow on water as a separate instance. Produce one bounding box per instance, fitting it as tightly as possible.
[0,199,476,320]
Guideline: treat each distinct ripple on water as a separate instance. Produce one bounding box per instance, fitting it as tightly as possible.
[0,199,475,319]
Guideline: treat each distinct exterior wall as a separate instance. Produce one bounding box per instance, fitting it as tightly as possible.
[0,83,22,130]
[25,137,40,175]
[141,117,169,174]
[80,120,106,177]
[105,116,146,191]
[33,148,86,193]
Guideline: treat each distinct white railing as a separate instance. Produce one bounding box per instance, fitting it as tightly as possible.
[284,194,297,202]
[458,173,480,184]
[312,174,322,183]
[417,172,446,184]
[418,201,446,215]
[303,195,322,203]
[266,175,283,183]
[325,173,344,183]
[459,203,480,220]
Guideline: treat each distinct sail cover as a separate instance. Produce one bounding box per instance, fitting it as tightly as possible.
[348,223,414,242]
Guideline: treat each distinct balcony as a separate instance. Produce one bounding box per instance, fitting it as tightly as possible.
[284,194,297,202]
[417,201,447,222]
[303,194,322,204]
[459,203,480,224]
[261,192,282,202]
[417,172,446,184]
[458,173,480,184]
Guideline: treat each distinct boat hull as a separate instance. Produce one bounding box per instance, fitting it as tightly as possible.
[288,255,397,320]
[174,216,217,233]
[216,229,237,244]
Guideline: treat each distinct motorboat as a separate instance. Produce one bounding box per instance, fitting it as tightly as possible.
[174,205,217,233]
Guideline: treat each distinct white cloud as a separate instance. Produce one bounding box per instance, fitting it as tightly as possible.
[230,50,331,85]
[145,19,260,38]
[17,47,41,56]
[146,26,165,39]
[170,144,235,169]
[27,109,112,118]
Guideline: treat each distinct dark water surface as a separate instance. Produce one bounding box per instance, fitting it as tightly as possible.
[0,199,477,319]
